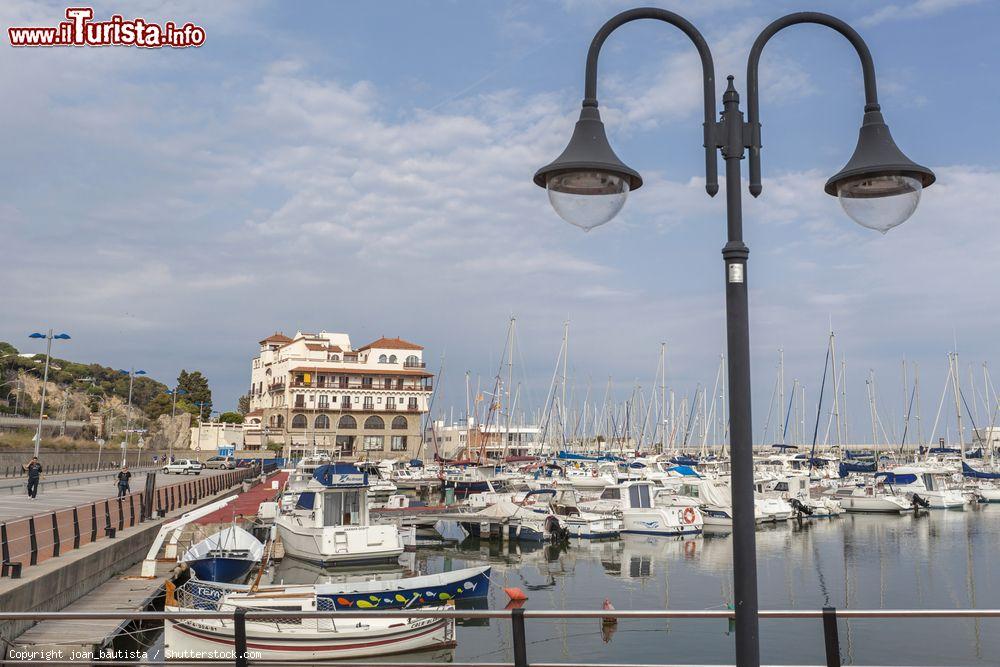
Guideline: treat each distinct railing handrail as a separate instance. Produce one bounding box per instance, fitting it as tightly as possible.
[0,607,998,621]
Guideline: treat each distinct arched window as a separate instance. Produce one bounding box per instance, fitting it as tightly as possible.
[329,354,340,361]
[315,414,330,429]
[291,414,306,429]
[276,414,285,428]
[364,415,385,430]
[338,415,357,429]
[391,415,408,430]
[378,354,388,363]
[389,355,397,363]
[405,355,419,366]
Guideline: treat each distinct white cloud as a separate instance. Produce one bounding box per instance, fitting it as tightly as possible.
[860,0,982,27]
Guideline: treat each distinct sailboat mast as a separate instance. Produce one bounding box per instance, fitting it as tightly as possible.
[660,342,666,454]
[779,348,785,445]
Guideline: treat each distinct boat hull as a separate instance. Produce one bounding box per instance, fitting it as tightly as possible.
[186,566,492,611]
[622,508,703,536]
[187,557,257,584]
[276,520,403,567]
[164,612,455,661]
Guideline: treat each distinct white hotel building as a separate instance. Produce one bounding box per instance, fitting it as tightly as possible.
[245,331,433,460]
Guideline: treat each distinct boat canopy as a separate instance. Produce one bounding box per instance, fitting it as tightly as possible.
[839,461,876,477]
[928,446,961,454]
[845,450,875,460]
[313,463,368,488]
[669,456,699,466]
[668,465,701,477]
[962,462,1000,479]
[874,471,918,485]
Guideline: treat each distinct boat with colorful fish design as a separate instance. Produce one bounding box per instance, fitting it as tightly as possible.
[184,565,491,610]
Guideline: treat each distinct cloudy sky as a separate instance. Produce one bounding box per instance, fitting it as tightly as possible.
[2,0,997,444]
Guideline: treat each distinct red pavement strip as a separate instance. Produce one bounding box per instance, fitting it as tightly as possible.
[195,471,288,524]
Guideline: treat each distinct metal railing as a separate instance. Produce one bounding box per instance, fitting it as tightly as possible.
[2,607,999,667]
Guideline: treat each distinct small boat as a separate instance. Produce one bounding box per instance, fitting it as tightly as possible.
[165,588,456,661]
[834,484,913,513]
[180,565,492,610]
[181,526,264,584]
[275,463,405,566]
[620,481,703,536]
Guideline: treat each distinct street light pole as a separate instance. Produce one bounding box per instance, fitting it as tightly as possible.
[28,329,71,458]
[534,9,934,667]
[119,368,146,466]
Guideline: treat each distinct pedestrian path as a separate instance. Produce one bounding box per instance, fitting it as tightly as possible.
[0,469,228,522]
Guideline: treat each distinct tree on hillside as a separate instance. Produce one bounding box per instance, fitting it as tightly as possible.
[144,393,200,420]
[237,394,251,415]
[219,412,244,424]
[177,370,212,417]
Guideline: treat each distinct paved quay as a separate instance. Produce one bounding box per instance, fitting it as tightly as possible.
[0,468,231,522]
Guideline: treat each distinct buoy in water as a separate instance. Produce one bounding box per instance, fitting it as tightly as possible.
[601,598,617,626]
[504,587,528,601]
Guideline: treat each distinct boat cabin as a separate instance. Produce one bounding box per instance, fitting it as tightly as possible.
[292,463,372,529]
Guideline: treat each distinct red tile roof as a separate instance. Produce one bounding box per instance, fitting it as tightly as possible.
[259,333,292,345]
[357,336,424,352]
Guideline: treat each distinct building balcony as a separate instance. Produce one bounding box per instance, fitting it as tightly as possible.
[403,360,426,369]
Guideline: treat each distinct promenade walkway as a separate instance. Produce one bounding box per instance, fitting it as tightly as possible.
[0,468,230,522]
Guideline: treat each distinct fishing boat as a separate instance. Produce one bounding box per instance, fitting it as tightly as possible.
[275,463,405,566]
[181,526,265,584]
[620,481,703,536]
[164,588,456,661]
[180,565,492,610]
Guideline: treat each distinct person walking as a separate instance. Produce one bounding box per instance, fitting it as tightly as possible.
[23,456,42,498]
[116,465,132,498]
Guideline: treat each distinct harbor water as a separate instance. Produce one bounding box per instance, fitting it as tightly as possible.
[140,505,1000,665]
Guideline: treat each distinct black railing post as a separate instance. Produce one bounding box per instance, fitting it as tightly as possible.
[512,607,528,667]
[234,608,249,667]
[822,606,841,667]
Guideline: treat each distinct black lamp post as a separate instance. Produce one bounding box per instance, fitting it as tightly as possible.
[534,10,934,667]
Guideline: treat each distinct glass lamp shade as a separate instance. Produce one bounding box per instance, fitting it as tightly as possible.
[546,170,630,231]
[837,174,922,234]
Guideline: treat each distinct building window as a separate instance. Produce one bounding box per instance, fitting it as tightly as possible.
[408,398,418,410]
[315,414,330,429]
[389,355,397,363]
[386,397,396,409]
[391,435,407,451]
[396,379,404,389]
[342,396,352,408]
[276,414,284,428]
[363,397,374,410]
[330,354,340,361]
[291,414,307,429]
[338,415,357,429]
[405,355,420,367]
[383,378,392,389]
[364,415,385,430]
[364,435,384,451]
[339,376,348,388]
[391,415,408,430]
[318,396,329,409]
[294,394,305,408]
[378,354,388,363]
[362,377,373,389]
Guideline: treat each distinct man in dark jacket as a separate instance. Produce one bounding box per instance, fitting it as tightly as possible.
[23,457,42,498]
[117,466,132,498]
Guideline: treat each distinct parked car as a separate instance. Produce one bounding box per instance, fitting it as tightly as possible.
[204,456,236,470]
[161,459,204,475]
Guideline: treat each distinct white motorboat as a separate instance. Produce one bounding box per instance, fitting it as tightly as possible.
[275,463,405,566]
[165,588,455,662]
[620,481,703,536]
[876,467,966,509]
[759,476,843,517]
[535,488,620,538]
[834,484,914,513]
[671,478,766,527]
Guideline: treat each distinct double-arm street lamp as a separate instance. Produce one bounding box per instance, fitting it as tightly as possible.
[165,387,189,463]
[28,330,71,457]
[534,9,934,667]
[119,368,146,465]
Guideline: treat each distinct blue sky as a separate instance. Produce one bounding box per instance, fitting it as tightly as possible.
[2,0,998,444]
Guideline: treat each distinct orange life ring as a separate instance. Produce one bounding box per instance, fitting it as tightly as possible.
[682,507,697,525]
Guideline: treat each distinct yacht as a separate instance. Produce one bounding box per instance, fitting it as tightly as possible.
[834,483,914,513]
[876,467,966,509]
[275,463,405,566]
[620,481,703,536]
